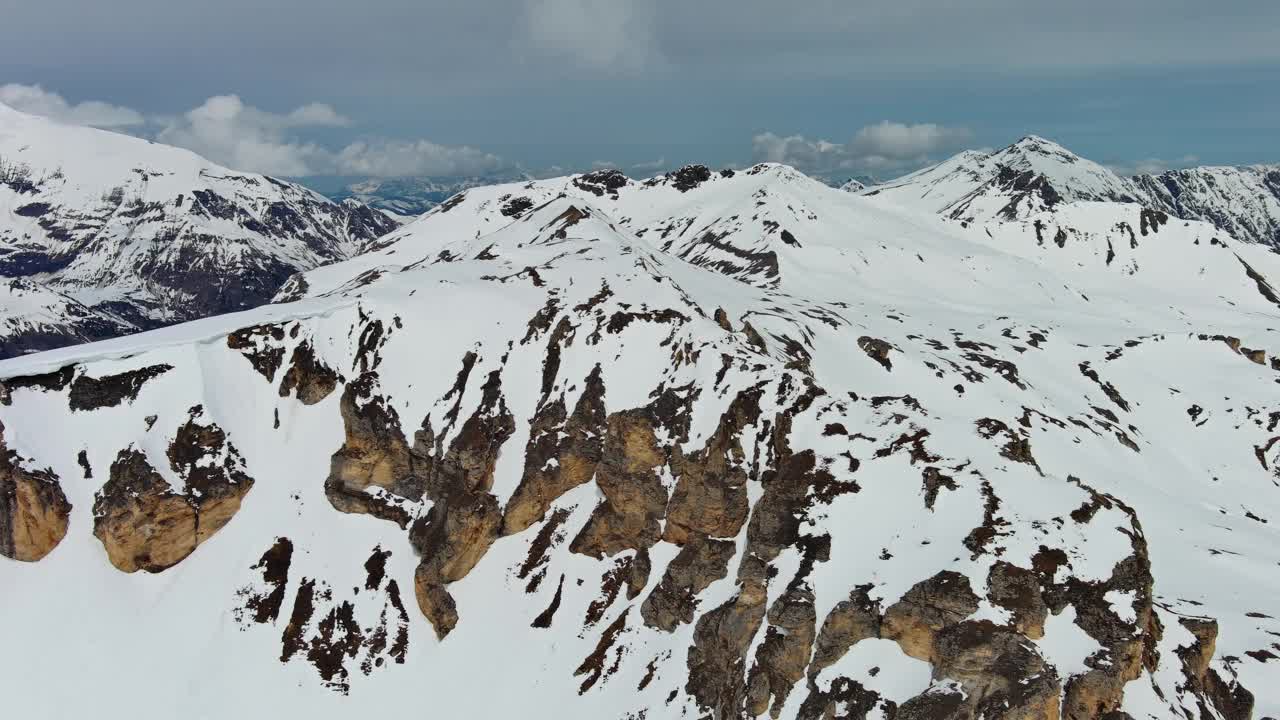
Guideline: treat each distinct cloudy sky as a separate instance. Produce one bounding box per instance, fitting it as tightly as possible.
[3,0,1278,180]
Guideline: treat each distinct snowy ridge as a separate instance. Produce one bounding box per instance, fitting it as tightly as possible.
[1,161,1278,720]
[863,135,1280,252]
[1133,164,1280,249]
[0,103,399,358]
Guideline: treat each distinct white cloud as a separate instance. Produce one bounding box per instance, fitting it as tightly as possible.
[153,94,506,177]
[334,139,507,177]
[154,95,341,176]
[0,83,144,128]
[524,0,654,69]
[753,121,973,174]
[631,156,667,172]
[1108,154,1200,176]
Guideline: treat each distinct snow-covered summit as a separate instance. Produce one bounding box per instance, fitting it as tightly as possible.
[863,136,1139,223]
[0,102,399,358]
[862,134,1280,251]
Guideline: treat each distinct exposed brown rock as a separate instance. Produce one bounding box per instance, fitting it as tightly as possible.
[896,686,968,720]
[587,552,650,626]
[0,421,71,562]
[858,336,894,371]
[928,619,1063,720]
[412,493,502,586]
[882,571,980,663]
[408,366,515,637]
[238,537,293,625]
[742,321,769,352]
[576,609,629,693]
[747,393,827,562]
[1168,615,1254,720]
[1241,347,1267,365]
[570,410,668,558]
[809,585,883,677]
[94,449,200,573]
[168,408,257,545]
[686,556,770,718]
[987,561,1049,639]
[278,341,339,405]
[413,576,458,640]
[68,364,172,411]
[714,308,734,332]
[922,466,958,510]
[227,324,287,380]
[325,372,425,527]
[93,409,253,573]
[503,366,606,535]
[664,387,762,545]
[746,586,818,718]
[640,534,736,631]
[797,677,892,720]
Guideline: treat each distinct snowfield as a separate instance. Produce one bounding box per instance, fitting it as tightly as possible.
[1,158,1278,720]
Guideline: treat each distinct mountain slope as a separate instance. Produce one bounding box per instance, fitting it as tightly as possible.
[1,165,1278,720]
[0,278,134,358]
[1132,164,1280,248]
[0,103,400,358]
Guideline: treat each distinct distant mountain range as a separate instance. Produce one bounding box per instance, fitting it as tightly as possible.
[299,172,534,218]
[0,103,399,358]
[860,136,1280,248]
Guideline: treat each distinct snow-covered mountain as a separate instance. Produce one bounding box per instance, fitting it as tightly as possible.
[1133,164,1280,249]
[863,136,1141,223]
[0,103,400,358]
[838,178,866,193]
[308,172,534,218]
[3,161,1277,720]
[864,136,1280,251]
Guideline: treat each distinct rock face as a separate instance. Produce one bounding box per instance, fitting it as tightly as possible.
[1,161,1278,720]
[1133,164,1280,250]
[92,408,253,573]
[0,102,398,358]
[0,421,70,561]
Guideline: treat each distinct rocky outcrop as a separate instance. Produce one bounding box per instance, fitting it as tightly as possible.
[687,556,770,718]
[809,585,882,677]
[881,571,981,663]
[640,534,736,632]
[746,586,818,717]
[663,387,761,545]
[227,324,288,380]
[325,373,425,527]
[987,561,1048,639]
[278,341,340,405]
[0,421,71,562]
[569,410,669,558]
[410,368,515,638]
[68,364,172,411]
[503,366,607,535]
[93,449,201,573]
[930,620,1063,719]
[92,408,253,573]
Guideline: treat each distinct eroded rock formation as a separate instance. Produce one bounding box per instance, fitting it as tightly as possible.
[93,408,254,573]
[0,421,71,562]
